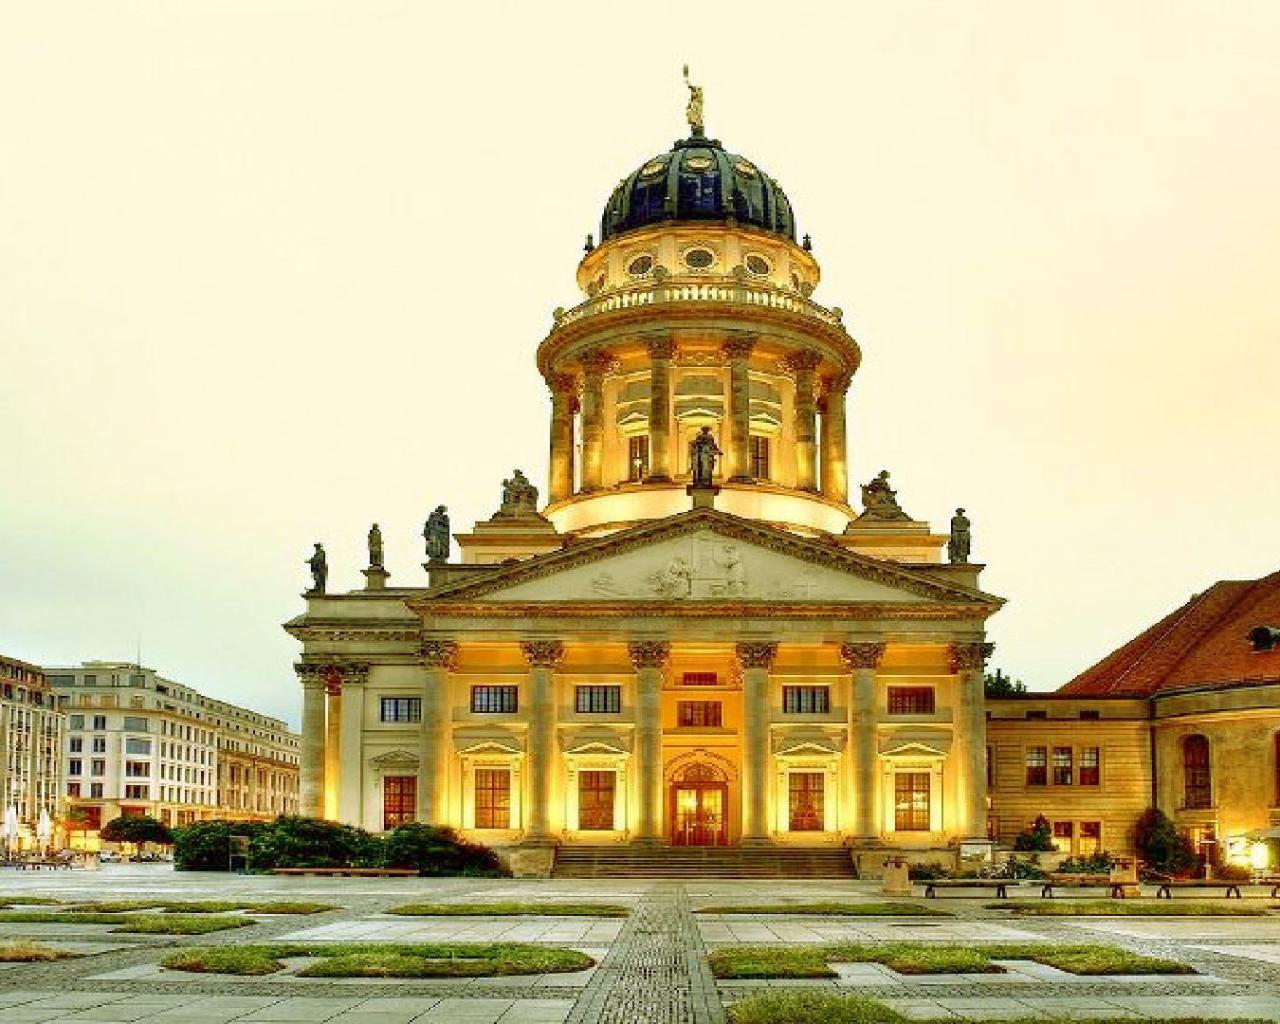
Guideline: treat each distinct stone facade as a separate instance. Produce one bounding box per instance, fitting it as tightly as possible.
[0,654,65,849]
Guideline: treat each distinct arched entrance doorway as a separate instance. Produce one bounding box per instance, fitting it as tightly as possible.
[669,762,729,846]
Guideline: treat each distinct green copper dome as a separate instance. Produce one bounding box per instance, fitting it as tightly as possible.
[600,134,796,243]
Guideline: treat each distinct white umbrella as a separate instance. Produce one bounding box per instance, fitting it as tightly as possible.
[3,807,18,854]
[36,809,52,851]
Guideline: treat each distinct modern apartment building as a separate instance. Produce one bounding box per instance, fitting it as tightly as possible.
[46,661,300,844]
[0,655,66,848]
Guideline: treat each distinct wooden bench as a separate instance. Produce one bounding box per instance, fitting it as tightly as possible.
[922,879,1012,899]
[270,867,418,877]
[1152,878,1243,899]
[1255,877,1280,898]
[1040,873,1125,899]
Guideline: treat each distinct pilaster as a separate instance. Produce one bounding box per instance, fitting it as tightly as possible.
[949,641,995,841]
[336,662,368,826]
[722,335,756,481]
[736,641,778,843]
[645,336,676,481]
[628,640,670,844]
[295,665,327,818]
[579,350,611,492]
[840,641,886,842]
[547,374,578,503]
[789,350,821,492]
[820,372,851,504]
[419,640,458,825]
[521,640,564,843]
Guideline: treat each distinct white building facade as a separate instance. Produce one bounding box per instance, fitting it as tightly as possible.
[0,655,66,849]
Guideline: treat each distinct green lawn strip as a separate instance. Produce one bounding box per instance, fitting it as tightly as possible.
[695,902,947,917]
[0,910,252,934]
[386,901,628,918]
[62,899,335,915]
[162,942,593,977]
[726,991,1266,1024]
[987,900,1274,917]
[709,942,1188,979]
[0,897,65,907]
[0,942,77,962]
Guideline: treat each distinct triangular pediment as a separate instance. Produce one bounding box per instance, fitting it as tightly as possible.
[418,509,997,609]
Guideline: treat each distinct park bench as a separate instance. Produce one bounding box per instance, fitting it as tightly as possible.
[12,860,72,871]
[1255,877,1280,898]
[922,878,1014,899]
[1151,878,1243,899]
[270,867,418,877]
[1040,873,1125,898]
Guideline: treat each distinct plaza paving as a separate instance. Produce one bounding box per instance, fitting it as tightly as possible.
[0,865,1277,1022]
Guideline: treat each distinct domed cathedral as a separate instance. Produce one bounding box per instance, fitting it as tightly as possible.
[285,81,1005,878]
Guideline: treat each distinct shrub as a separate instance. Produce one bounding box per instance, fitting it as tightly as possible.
[1012,814,1055,852]
[381,824,507,877]
[1213,862,1252,882]
[100,815,173,847]
[906,861,948,881]
[172,820,267,871]
[247,816,382,871]
[1057,852,1115,874]
[1134,808,1196,876]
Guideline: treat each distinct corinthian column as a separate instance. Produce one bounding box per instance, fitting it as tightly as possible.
[789,350,821,492]
[840,641,885,841]
[722,335,756,481]
[950,642,994,840]
[628,641,669,844]
[420,640,458,825]
[323,669,342,820]
[645,336,676,481]
[337,663,368,826]
[521,640,564,842]
[579,350,610,492]
[295,665,326,818]
[820,373,850,504]
[737,641,778,843]
[547,374,578,503]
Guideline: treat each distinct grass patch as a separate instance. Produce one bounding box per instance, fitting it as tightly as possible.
[0,910,252,934]
[0,942,77,963]
[988,900,1275,917]
[162,942,593,977]
[387,901,628,918]
[726,991,1267,1024]
[0,897,65,907]
[709,942,1190,979]
[63,899,335,915]
[695,902,947,917]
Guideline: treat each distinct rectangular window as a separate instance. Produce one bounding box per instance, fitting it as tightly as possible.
[1080,709,1100,720]
[1052,746,1073,786]
[788,772,825,831]
[125,738,151,756]
[69,714,84,729]
[382,775,416,829]
[628,435,649,481]
[68,759,82,776]
[474,769,511,829]
[677,701,722,728]
[92,715,106,730]
[379,697,422,723]
[1052,821,1074,847]
[681,672,718,687]
[894,772,931,831]
[92,737,106,753]
[1079,747,1100,786]
[91,759,106,776]
[887,686,935,715]
[90,783,104,798]
[470,686,518,714]
[67,782,81,798]
[1025,747,1047,786]
[124,784,149,800]
[1079,821,1102,856]
[69,737,83,753]
[122,716,147,732]
[125,761,151,778]
[575,685,621,714]
[577,771,615,830]
[749,435,771,480]
[782,686,830,714]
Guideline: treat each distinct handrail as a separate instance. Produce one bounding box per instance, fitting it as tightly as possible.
[551,274,846,330]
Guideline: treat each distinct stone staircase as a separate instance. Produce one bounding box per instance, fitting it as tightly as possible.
[552,845,856,879]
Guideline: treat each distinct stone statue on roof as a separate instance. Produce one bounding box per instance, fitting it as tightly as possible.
[497,469,540,518]
[689,426,721,487]
[423,506,450,563]
[306,543,327,594]
[367,523,384,569]
[857,470,911,521]
[948,508,971,564]
[683,65,704,136]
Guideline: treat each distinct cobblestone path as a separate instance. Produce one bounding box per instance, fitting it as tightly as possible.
[567,884,723,1024]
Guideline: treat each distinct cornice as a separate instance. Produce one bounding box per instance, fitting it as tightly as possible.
[414,600,992,622]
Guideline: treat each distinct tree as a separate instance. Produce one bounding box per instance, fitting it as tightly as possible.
[1013,814,1055,851]
[99,815,173,848]
[1134,808,1196,875]
[984,669,1027,697]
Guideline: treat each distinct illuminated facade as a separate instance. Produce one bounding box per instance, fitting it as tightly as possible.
[0,655,65,849]
[286,103,1007,875]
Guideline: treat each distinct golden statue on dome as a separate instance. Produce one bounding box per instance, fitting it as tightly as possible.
[683,64,704,136]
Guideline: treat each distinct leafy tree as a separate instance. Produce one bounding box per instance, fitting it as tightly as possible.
[100,815,173,847]
[246,816,382,871]
[382,823,507,877]
[984,668,1027,697]
[1012,814,1055,851]
[1134,808,1196,875]
[172,820,267,871]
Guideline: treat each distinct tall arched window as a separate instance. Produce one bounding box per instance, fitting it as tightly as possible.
[1182,734,1211,809]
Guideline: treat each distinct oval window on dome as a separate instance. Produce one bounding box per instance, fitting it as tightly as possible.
[640,160,666,177]
[626,254,654,277]
[685,156,713,171]
[733,160,757,177]
[745,254,772,277]
[683,247,715,270]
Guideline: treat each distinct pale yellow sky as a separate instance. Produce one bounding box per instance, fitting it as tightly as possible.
[3,1,1279,725]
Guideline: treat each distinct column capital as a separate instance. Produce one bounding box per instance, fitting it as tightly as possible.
[784,349,823,374]
[721,335,756,361]
[820,372,852,399]
[735,641,779,670]
[294,662,325,686]
[949,641,995,673]
[645,334,677,360]
[579,347,614,375]
[547,371,579,397]
[627,640,671,669]
[420,639,459,670]
[341,662,370,686]
[521,639,565,668]
[839,641,886,671]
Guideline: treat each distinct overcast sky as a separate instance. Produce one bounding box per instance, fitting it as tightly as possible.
[3,2,1279,727]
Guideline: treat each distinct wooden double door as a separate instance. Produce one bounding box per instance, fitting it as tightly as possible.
[669,781,728,846]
